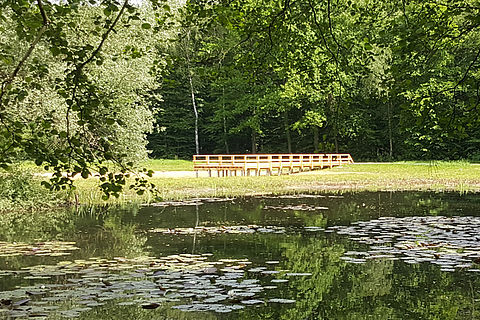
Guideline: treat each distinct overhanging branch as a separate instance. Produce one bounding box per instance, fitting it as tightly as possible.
[0,0,50,108]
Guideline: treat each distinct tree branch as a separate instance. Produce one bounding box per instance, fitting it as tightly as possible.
[68,0,129,154]
[327,0,345,52]
[0,0,50,159]
[452,46,480,93]
[78,0,129,71]
[307,0,343,89]
[0,0,50,108]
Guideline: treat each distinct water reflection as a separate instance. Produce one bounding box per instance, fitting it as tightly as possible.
[0,192,479,319]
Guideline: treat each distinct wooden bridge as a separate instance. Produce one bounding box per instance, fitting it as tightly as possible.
[193,154,354,177]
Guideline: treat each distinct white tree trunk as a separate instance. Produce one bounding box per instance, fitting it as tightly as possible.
[189,72,199,155]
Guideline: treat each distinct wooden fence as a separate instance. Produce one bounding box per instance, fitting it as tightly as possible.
[193,153,354,177]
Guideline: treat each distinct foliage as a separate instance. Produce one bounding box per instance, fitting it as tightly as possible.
[0,167,61,211]
[0,0,168,198]
[147,0,480,161]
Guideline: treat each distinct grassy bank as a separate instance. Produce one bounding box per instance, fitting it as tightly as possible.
[140,159,193,171]
[71,160,480,205]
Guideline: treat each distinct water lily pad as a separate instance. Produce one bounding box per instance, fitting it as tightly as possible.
[268,298,296,304]
[149,225,286,235]
[334,216,480,272]
[142,302,160,309]
[271,279,288,283]
[241,299,264,305]
[264,205,328,211]
[261,270,279,275]
[173,303,244,313]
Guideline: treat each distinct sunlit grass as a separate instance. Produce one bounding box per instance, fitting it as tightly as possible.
[16,159,194,173]
[67,161,480,205]
[139,159,193,171]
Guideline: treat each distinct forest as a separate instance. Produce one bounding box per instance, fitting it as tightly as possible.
[1,0,480,192]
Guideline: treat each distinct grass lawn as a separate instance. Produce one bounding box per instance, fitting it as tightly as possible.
[140,159,193,171]
[70,160,480,205]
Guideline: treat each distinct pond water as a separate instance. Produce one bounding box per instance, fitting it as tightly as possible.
[1,192,480,319]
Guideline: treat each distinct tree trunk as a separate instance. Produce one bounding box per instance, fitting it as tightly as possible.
[327,93,339,153]
[387,101,393,159]
[188,73,199,155]
[284,113,292,153]
[251,130,257,154]
[223,114,229,154]
[313,126,319,153]
[334,104,339,153]
[334,134,339,153]
[222,87,229,153]
[184,29,199,155]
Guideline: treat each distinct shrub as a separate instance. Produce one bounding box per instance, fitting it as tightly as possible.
[0,167,61,211]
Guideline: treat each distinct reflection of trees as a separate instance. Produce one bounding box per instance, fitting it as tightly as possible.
[0,209,78,271]
[280,236,345,320]
[0,205,148,271]
[74,205,148,259]
[281,238,480,319]
[0,209,76,242]
[323,259,396,319]
[96,215,147,258]
[323,192,453,227]
[236,231,480,320]
[48,302,220,320]
[386,264,480,319]
[228,235,346,320]
[2,192,480,319]
[291,211,328,228]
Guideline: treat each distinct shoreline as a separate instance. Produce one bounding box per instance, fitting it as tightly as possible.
[3,162,480,211]
[72,162,480,206]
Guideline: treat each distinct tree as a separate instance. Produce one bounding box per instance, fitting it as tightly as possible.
[0,0,169,197]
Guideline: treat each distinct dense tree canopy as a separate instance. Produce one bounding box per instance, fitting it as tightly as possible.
[1,0,480,193]
[150,0,480,161]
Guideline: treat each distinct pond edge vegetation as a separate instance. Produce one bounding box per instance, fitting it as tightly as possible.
[1,160,479,212]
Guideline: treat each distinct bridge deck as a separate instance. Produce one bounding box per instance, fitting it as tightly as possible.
[193,154,354,177]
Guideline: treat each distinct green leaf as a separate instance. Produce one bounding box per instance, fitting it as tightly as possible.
[41,181,51,189]
[81,169,90,179]
[103,7,112,16]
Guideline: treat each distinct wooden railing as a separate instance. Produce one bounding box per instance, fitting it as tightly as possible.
[193,153,354,176]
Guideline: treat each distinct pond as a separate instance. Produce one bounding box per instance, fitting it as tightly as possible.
[1,191,480,319]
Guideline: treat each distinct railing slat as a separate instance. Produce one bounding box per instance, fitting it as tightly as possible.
[193,153,353,175]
